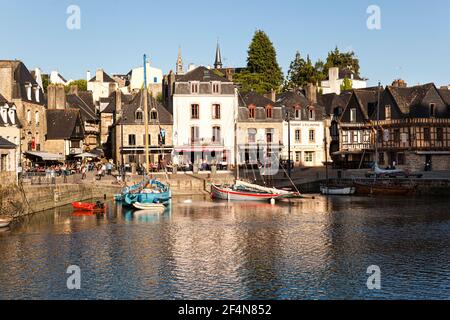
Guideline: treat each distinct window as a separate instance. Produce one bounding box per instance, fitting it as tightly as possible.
[398,153,405,165]
[71,140,80,148]
[190,82,199,94]
[266,105,273,118]
[75,126,81,134]
[308,107,315,120]
[424,128,431,141]
[128,134,136,146]
[153,77,158,83]
[304,151,314,163]
[377,129,383,143]
[128,155,136,163]
[35,111,39,126]
[212,82,220,94]
[27,110,31,124]
[295,129,301,143]
[430,103,436,117]
[248,128,257,143]
[266,129,274,143]
[394,129,400,143]
[158,129,166,145]
[363,131,371,142]
[150,109,158,120]
[294,106,301,119]
[212,104,221,119]
[309,129,315,143]
[385,105,391,120]
[350,108,356,122]
[135,109,143,121]
[295,151,301,162]
[212,126,221,143]
[191,104,199,119]
[143,134,151,145]
[191,126,199,143]
[248,105,256,119]
[352,131,358,143]
[437,127,444,142]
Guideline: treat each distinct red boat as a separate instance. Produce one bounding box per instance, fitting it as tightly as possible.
[71,202,105,212]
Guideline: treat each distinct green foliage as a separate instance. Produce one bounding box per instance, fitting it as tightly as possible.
[324,46,360,77]
[156,92,163,103]
[41,75,49,93]
[340,77,353,91]
[285,52,324,90]
[235,30,283,93]
[65,79,87,92]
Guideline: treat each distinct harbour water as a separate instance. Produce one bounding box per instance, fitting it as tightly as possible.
[0,195,449,300]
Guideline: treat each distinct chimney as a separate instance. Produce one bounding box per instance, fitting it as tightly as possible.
[86,70,91,82]
[329,67,339,81]
[392,79,407,88]
[270,88,276,102]
[306,83,317,104]
[0,66,13,101]
[115,89,122,113]
[96,69,104,82]
[47,84,66,109]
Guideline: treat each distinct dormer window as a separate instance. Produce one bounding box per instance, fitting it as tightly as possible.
[248,105,256,119]
[34,87,40,103]
[135,109,144,121]
[0,107,7,123]
[430,103,436,117]
[150,108,158,120]
[294,106,301,119]
[385,105,391,120]
[265,105,273,119]
[350,108,356,123]
[8,108,15,125]
[212,82,220,94]
[308,107,315,120]
[190,82,199,94]
[25,83,32,100]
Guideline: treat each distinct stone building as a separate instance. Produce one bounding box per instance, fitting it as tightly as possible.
[0,93,20,184]
[171,66,237,166]
[87,69,119,109]
[277,88,327,167]
[111,90,173,166]
[237,91,283,171]
[0,60,47,157]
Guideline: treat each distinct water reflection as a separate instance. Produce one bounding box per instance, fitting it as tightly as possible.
[0,195,449,299]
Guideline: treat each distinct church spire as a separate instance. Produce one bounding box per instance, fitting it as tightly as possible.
[214,41,222,69]
[176,46,184,75]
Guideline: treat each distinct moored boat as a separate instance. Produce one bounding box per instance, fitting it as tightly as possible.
[71,202,106,212]
[132,202,167,210]
[353,181,417,195]
[320,185,356,195]
[123,179,171,207]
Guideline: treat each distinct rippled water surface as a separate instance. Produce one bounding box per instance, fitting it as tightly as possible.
[0,195,449,299]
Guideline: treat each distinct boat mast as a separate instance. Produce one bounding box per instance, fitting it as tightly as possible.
[143,54,150,174]
[374,81,381,181]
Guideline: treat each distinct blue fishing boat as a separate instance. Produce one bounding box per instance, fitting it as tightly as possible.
[123,179,171,207]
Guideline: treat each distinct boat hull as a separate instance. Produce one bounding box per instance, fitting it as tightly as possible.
[211,184,283,202]
[133,202,167,210]
[123,179,171,207]
[354,182,416,195]
[0,219,11,228]
[320,186,356,195]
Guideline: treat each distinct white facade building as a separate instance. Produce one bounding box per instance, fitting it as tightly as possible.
[320,67,367,95]
[172,66,237,166]
[277,91,326,167]
[129,62,163,93]
[87,69,118,108]
[50,70,71,85]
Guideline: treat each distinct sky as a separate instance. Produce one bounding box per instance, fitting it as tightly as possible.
[0,0,449,87]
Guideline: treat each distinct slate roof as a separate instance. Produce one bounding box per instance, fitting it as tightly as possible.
[89,70,116,83]
[66,94,98,122]
[0,60,45,104]
[117,91,172,125]
[101,91,134,114]
[352,88,380,119]
[0,93,7,104]
[238,91,283,122]
[386,83,437,115]
[438,89,450,106]
[46,109,85,140]
[0,137,16,149]
[276,91,309,108]
[176,66,231,83]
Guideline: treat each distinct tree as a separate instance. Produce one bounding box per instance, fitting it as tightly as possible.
[234,30,283,93]
[324,46,360,77]
[284,52,324,90]
[66,79,87,92]
[340,77,353,91]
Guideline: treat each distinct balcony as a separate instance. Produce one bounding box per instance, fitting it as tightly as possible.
[69,147,83,155]
[186,137,224,146]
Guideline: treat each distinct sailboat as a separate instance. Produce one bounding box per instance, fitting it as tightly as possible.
[211,104,301,202]
[122,54,171,208]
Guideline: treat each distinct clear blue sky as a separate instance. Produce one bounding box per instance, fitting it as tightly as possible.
[1,0,449,87]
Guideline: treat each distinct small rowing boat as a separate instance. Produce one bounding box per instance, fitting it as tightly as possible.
[132,202,167,210]
[320,185,356,195]
[71,202,106,212]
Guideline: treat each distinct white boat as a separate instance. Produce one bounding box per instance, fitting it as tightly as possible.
[320,185,356,195]
[0,217,12,228]
[133,202,167,210]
